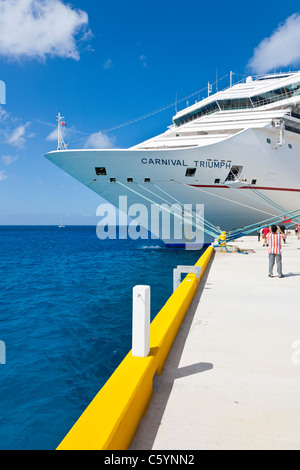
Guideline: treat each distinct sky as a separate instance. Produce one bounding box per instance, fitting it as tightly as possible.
[1,0,300,225]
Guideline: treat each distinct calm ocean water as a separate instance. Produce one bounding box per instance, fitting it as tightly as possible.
[0,226,203,450]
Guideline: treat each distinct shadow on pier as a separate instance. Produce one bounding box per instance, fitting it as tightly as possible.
[130,253,215,450]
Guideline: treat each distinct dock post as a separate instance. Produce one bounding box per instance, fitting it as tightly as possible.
[173,266,201,292]
[132,286,150,357]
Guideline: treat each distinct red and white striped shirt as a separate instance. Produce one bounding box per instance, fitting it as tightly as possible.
[267,232,285,254]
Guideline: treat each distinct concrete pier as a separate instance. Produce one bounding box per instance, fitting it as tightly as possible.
[130,235,300,450]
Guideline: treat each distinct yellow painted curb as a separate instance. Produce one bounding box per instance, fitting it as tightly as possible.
[57,245,214,450]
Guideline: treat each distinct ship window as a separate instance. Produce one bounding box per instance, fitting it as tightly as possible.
[110,178,116,183]
[185,168,196,177]
[225,165,243,182]
[285,124,300,135]
[214,179,220,184]
[251,179,257,185]
[174,101,219,127]
[144,177,150,183]
[95,167,106,175]
[127,178,133,183]
[219,98,252,110]
[288,143,292,149]
[266,138,271,144]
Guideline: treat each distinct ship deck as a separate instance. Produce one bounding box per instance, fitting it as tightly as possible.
[130,235,300,450]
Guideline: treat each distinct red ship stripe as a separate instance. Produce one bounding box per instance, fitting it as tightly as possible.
[189,185,300,192]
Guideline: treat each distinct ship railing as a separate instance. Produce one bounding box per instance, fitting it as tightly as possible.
[251,89,300,109]
[176,89,300,127]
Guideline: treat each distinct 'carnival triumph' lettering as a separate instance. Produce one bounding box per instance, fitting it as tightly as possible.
[141,158,231,169]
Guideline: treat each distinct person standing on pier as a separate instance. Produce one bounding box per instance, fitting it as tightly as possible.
[267,225,286,278]
[262,226,270,247]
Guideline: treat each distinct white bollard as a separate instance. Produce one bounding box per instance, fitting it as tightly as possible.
[132,285,150,357]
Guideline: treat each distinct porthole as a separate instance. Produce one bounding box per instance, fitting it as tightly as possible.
[288,143,292,149]
[127,178,133,183]
[95,167,106,175]
[110,178,116,183]
[214,179,220,184]
[266,138,271,144]
[251,179,257,185]
[185,168,196,177]
[144,178,150,183]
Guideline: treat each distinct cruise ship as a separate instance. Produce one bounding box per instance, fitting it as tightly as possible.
[45,71,300,246]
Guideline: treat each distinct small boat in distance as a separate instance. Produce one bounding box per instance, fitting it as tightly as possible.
[58,217,65,228]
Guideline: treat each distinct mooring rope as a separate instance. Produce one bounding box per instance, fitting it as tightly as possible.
[115,180,218,238]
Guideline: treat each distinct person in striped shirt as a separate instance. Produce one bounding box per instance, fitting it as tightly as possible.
[267,225,286,278]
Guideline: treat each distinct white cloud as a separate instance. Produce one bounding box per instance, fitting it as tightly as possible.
[45,121,115,149]
[7,122,32,147]
[45,125,77,145]
[248,14,300,74]
[0,108,35,149]
[0,105,9,121]
[46,128,59,141]
[2,155,18,165]
[103,58,113,70]
[140,54,148,68]
[83,131,116,149]
[0,0,92,61]
[0,170,8,181]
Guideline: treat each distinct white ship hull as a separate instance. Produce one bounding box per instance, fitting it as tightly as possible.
[45,72,300,247]
[45,127,300,244]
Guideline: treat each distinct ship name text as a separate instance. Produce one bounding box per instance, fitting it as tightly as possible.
[141,158,231,169]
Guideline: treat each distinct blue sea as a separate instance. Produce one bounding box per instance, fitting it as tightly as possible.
[0,226,203,450]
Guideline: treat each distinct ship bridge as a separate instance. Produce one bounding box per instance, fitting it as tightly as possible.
[173,71,300,127]
[132,71,300,150]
